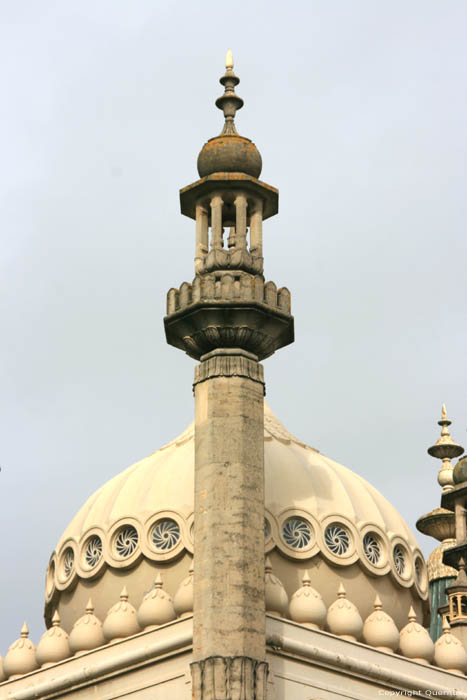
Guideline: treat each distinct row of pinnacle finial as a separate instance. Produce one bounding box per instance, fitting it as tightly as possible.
[215,49,244,136]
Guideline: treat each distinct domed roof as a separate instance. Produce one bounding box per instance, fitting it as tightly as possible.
[45,404,428,632]
[197,135,262,178]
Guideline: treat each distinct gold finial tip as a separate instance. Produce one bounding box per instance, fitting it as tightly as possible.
[225,48,234,70]
[442,404,447,419]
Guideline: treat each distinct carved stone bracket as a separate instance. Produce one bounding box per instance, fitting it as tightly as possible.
[190,656,269,700]
[198,248,264,275]
[194,350,265,392]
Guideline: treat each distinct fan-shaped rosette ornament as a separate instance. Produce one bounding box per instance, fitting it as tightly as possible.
[151,519,180,552]
[363,533,381,564]
[324,524,350,555]
[393,545,406,575]
[282,518,313,549]
[114,526,139,558]
[84,536,103,568]
[62,548,74,578]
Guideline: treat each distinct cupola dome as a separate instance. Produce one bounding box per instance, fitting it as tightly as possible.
[45,404,429,633]
[197,50,262,178]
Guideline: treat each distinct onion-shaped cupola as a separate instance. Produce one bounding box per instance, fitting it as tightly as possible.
[197,50,262,179]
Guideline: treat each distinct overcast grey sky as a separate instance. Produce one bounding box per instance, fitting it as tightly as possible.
[1,1,466,652]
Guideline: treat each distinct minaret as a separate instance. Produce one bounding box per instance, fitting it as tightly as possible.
[440,425,467,648]
[164,53,294,699]
[416,405,460,640]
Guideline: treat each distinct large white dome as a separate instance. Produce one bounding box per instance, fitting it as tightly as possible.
[45,404,429,631]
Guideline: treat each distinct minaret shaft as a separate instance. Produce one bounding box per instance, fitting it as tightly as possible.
[193,354,265,660]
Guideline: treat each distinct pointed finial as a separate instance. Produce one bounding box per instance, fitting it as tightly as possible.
[265,556,272,573]
[120,586,129,602]
[155,573,163,588]
[225,49,234,71]
[408,605,417,623]
[337,582,346,598]
[85,598,94,614]
[215,53,244,136]
[20,622,29,638]
[428,405,464,491]
[51,610,61,627]
[442,617,451,633]
[302,570,311,586]
[374,594,382,610]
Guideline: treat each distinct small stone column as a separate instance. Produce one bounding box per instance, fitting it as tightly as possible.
[234,193,248,249]
[250,199,263,257]
[210,194,224,250]
[192,348,268,699]
[195,203,209,269]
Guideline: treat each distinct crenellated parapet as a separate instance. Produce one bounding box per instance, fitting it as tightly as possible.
[165,274,292,360]
[167,273,291,315]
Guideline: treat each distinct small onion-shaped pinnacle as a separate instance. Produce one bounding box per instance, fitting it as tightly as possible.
[434,618,467,674]
[399,606,434,665]
[363,596,399,653]
[69,599,105,655]
[137,574,176,630]
[289,570,326,629]
[103,587,140,643]
[3,622,38,679]
[173,566,194,618]
[36,610,70,668]
[265,557,289,617]
[326,583,363,641]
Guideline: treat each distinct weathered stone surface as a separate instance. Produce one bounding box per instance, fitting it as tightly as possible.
[193,362,265,662]
[191,656,268,700]
[194,350,264,391]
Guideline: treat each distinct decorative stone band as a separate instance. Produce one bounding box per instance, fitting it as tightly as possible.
[47,509,428,604]
[190,656,268,700]
[194,349,265,391]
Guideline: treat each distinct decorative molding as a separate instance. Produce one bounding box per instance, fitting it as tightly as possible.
[190,656,268,700]
[48,511,429,601]
[194,353,264,388]
[166,272,291,315]
[198,248,264,275]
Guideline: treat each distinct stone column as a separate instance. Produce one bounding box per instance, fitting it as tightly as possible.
[191,348,268,699]
[250,199,263,257]
[210,194,224,250]
[195,203,209,269]
[234,193,248,249]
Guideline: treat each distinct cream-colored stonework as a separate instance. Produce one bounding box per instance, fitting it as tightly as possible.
[1,617,466,700]
[45,403,428,633]
[3,53,465,700]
